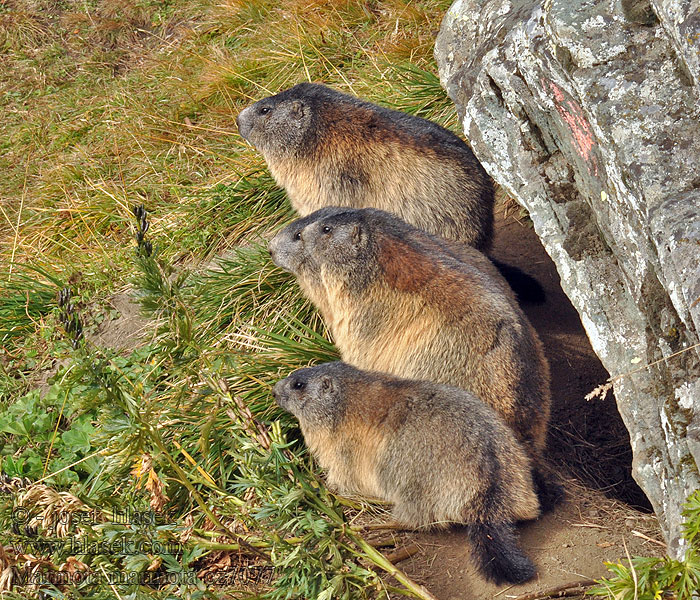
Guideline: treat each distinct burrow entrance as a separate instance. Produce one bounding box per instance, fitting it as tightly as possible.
[491,206,651,510]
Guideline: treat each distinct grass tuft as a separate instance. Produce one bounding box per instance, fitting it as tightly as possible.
[0,265,64,350]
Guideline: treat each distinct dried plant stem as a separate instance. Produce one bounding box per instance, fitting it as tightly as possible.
[359,522,406,532]
[217,376,271,449]
[8,159,29,281]
[630,530,666,548]
[507,579,597,600]
[369,536,400,549]
[587,342,700,400]
[351,533,439,600]
[385,543,421,564]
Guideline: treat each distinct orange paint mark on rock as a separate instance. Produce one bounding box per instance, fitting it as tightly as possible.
[549,81,599,176]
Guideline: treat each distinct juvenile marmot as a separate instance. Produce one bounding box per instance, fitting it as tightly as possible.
[273,361,540,585]
[236,82,494,251]
[268,207,561,507]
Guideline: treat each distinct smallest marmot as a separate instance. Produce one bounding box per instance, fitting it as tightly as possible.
[273,362,540,585]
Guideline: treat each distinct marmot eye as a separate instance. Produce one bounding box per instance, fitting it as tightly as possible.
[322,226,332,234]
[294,231,302,241]
[292,380,306,390]
[259,107,271,115]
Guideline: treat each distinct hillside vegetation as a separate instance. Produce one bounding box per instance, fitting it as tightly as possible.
[0,1,459,598]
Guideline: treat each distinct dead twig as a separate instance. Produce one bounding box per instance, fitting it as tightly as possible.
[586,342,700,400]
[570,522,610,530]
[368,536,399,549]
[360,522,406,532]
[631,530,666,548]
[384,543,420,565]
[506,578,597,600]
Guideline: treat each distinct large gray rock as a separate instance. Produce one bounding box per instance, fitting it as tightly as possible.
[436,0,700,557]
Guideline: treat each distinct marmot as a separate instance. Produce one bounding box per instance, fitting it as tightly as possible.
[269,207,562,508]
[237,82,544,303]
[237,82,494,251]
[273,361,540,585]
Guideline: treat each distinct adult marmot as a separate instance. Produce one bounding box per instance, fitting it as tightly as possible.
[273,361,540,585]
[269,207,561,507]
[237,83,544,302]
[237,82,494,250]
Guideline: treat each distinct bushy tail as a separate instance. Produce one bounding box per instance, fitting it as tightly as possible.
[491,258,546,304]
[465,522,536,585]
[532,467,565,514]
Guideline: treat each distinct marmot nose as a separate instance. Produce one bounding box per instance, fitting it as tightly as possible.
[267,237,278,261]
[236,107,251,138]
[272,380,285,404]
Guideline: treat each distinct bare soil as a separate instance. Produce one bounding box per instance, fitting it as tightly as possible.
[89,291,150,351]
[379,208,662,600]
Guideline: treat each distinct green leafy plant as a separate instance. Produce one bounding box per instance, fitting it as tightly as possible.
[0,385,98,486]
[0,202,439,599]
[590,490,700,600]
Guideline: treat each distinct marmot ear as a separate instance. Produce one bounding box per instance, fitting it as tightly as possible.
[320,375,335,395]
[351,224,362,245]
[290,100,305,119]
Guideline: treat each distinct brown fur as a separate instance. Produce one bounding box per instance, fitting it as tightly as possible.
[273,363,540,527]
[273,362,541,584]
[303,420,388,499]
[237,83,495,250]
[269,208,551,460]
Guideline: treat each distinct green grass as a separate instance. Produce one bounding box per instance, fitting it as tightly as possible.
[0,0,457,597]
[0,265,64,351]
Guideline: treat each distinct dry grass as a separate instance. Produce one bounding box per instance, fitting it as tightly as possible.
[0,0,453,289]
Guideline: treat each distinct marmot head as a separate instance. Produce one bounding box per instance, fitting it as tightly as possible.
[273,362,351,428]
[236,83,327,158]
[268,207,379,287]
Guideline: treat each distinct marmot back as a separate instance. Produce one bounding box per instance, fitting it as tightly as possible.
[237,82,494,251]
[273,361,539,585]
